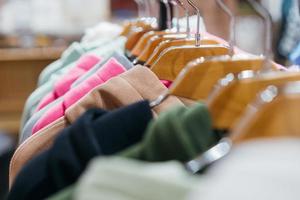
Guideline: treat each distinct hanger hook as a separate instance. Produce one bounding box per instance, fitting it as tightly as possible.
[143,0,151,18]
[169,0,181,32]
[247,0,273,69]
[216,0,235,56]
[186,0,201,46]
[171,0,191,37]
[134,0,145,18]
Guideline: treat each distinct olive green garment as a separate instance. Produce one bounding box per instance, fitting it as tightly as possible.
[47,157,199,200]
[120,103,219,162]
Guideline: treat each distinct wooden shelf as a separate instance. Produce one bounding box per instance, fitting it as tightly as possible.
[0,47,66,61]
[0,47,64,136]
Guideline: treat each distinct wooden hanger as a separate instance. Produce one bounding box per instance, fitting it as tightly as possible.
[120,21,134,37]
[149,0,233,79]
[230,81,300,144]
[184,1,297,174]
[148,0,279,110]
[125,0,171,51]
[130,0,223,62]
[130,30,174,57]
[135,33,191,63]
[130,0,200,59]
[133,0,225,64]
[145,37,219,66]
[165,0,276,98]
[125,24,155,51]
[207,71,300,131]
[151,44,232,78]
[120,0,153,37]
[150,0,237,74]
[145,0,241,66]
[132,0,223,63]
[124,0,160,51]
[174,55,282,97]
[205,0,283,131]
[185,80,300,174]
[149,0,269,108]
[127,0,176,53]
[120,20,153,37]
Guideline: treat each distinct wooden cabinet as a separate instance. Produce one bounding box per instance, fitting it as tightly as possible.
[0,47,64,136]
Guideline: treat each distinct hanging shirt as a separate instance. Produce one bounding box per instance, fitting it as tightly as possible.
[19,97,63,145]
[38,38,115,86]
[36,54,101,111]
[19,53,133,145]
[71,52,134,88]
[38,42,85,87]
[32,57,127,134]
[8,101,153,200]
[19,61,75,132]
[20,37,126,131]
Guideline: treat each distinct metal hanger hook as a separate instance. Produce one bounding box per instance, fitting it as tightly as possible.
[187,0,201,46]
[134,0,146,18]
[142,0,151,18]
[169,0,182,32]
[168,0,191,35]
[172,0,191,37]
[247,0,273,70]
[216,0,236,56]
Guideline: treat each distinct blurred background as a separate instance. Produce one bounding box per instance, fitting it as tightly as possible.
[0,0,298,198]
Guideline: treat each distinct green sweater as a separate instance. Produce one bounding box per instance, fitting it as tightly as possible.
[120,103,219,162]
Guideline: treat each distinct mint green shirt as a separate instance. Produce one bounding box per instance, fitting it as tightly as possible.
[47,158,199,200]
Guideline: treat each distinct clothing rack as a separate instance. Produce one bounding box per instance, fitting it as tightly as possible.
[5,1,300,200]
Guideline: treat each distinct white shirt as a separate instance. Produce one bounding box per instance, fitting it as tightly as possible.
[188,138,300,200]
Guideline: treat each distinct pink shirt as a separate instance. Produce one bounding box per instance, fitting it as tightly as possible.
[161,80,172,88]
[32,58,126,134]
[37,54,101,111]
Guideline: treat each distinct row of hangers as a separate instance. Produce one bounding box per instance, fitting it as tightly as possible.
[119,0,300,172]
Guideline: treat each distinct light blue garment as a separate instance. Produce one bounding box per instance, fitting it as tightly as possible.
[72,51,133,88]
[19,97,63,145]
[19,62,75,131]
[38,37,115,87]
[38,43,85,87]
[19,53,131,143]
[20,37,127,130]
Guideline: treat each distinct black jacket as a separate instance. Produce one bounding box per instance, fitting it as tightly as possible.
[8,101,152,200]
